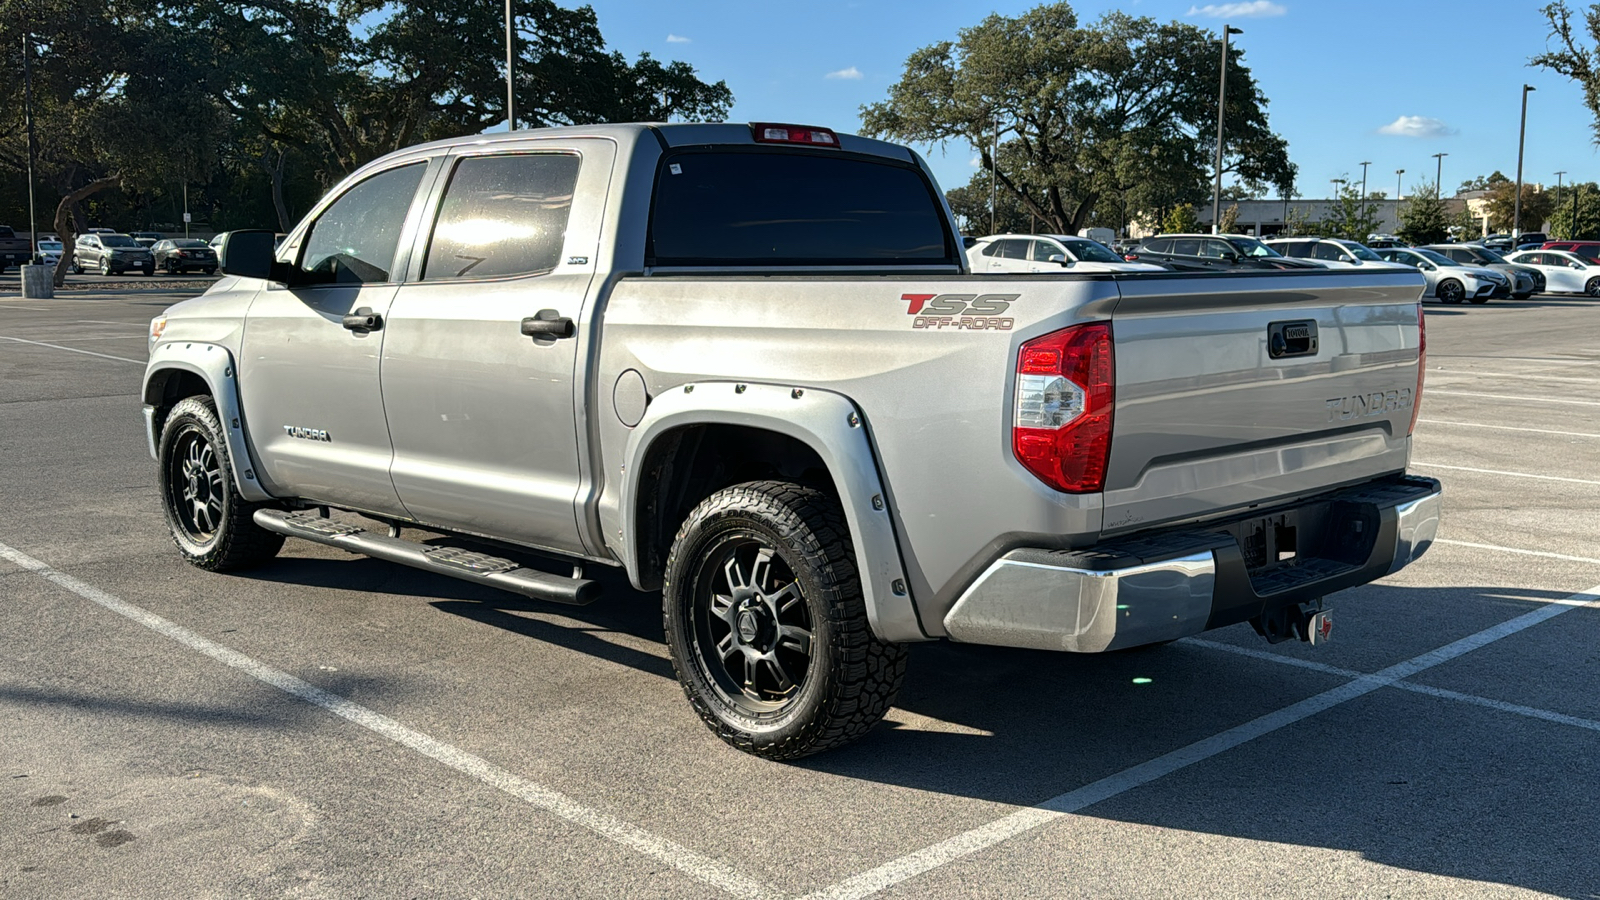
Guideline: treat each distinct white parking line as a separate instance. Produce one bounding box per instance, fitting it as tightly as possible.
[0,540,774,900]
[1434,539,1600,568]
[803,582,1600,900]
[1389,681,1600,734]
[1427,389,1600,407]
[1417,419,1600,439]
[0,334,143,364]
[1428,370,1600,386]
[1410,462,1600,486]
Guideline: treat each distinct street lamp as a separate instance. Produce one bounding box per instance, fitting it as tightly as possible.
[505,0,516,130]
[1514,84,1536,241]
[1395,169,1405,202]
[22,32,39,264]
[1555,170,1566,212]
[1359,160,1372,223]
[1211,24,1243,234]
[1433,152,1448,196]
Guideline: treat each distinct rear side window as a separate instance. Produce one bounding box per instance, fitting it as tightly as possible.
[1142,239,1171,254]
[424,153,581,281]
[1171,238,1201,256]
[996,239,1028,259]
[301,162,427,284]
[979,241,1002,257]
[649,150,954,266]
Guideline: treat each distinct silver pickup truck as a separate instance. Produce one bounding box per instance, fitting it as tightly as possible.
[142,122,1440,759]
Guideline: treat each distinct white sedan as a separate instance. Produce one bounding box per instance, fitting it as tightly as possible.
[1504,250,1600,296]
[968,234,1164,273]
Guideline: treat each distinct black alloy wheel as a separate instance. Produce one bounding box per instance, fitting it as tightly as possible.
[1587,277,1600,297]
[663,481,907,760]
[157,396,284,570]
[1437,279,1465,304]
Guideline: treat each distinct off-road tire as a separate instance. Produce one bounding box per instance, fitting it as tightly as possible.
[663,481,907,760]
[157,395,283,571]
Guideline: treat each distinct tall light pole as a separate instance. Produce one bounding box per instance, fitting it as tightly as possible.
[1555,170,1566,212]
[1513,84,1536,241]
[1395,169,1405,201]
[1359,160,1372,221]
[1212,24,1243,234]
[1433,152,1448,196]
[505,0,516,131]
[22,32,39,263]
[1331,177,1347,235]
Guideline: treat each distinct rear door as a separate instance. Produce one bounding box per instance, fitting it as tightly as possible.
[380,141,608,556]
[1103,270,1424,532]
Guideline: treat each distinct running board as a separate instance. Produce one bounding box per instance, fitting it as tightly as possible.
[253,509,600,605]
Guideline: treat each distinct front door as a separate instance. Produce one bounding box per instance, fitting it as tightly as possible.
[238,160,434,515]
[381,144,607,556]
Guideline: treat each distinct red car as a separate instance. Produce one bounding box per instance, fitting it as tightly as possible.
[1540,240,1600,263]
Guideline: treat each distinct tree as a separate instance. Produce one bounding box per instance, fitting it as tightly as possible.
[1162,204,1201,234]
[946,170,1037,235]
[1548,181,1600,238]
[1457,171,1510,194]
[1534,2,1600,142]
[860,4,1294,234]
[1282,204,1314,236]
[1484,182,1556,232]
[1217,203,1241,234]
[1396,183,1451,245]
[1316,179,1381,240]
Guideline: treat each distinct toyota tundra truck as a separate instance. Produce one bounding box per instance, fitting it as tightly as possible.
[142,122,1440,759]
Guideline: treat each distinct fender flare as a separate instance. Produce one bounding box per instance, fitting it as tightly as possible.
[620,382,927,643]
[143,342,275,503]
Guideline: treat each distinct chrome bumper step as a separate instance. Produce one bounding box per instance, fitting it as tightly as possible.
[254,510,600,605]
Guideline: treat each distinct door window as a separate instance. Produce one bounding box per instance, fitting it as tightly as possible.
[1142,239,1172,254]
[980,241,1004,257]
[1171,238,1201,256]
[995,239,1028,259]
[1031,240,1063,262]
[423,153,582,281]
[300,162,427,284]
[1311,242,1345,261]
[1200,240,1232,259]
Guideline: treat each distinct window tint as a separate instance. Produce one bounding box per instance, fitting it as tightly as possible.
[649,150,953,266]
[1311,242,1345,261]
[423,154,580,281]
[1443,249,1470,263]
[1031,240,1061,262]
[1200,240,1233,259]
[979,241,1002,257]
[1171,238,1201,256]
[993,239,1028,259]
[301,162,427,284]
[1143,239,1171,254]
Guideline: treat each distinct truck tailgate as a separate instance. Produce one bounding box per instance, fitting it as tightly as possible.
[1103,269,1424,534]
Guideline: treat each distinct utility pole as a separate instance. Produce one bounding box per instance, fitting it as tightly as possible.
[1331,177,1347,236]
[1359,160,1372,231]
[505,0,516,131]
[1212,25,1242,234]
[1555,170,1566,213]
[989,110,998,235]
[1433,152,1448,196]
[1395,169,1405,201]
[22,31,39,263]
[1514,84,1535,242]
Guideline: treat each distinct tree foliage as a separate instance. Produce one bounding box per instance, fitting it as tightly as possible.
[945,170,1038,235]
[860,3,1294,235]
[1548,181,1600,238]
[1217,203,1241,234]
[1314,180,1382,241]
[1161,203,1201,234]
[1484,182,1556,232]
[1533,2,1600,142]
[1396,183,1451,245]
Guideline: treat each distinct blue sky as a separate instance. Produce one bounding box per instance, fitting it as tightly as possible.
[582,0,1597,200]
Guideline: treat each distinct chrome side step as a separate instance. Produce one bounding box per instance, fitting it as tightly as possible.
[254,509,600,605]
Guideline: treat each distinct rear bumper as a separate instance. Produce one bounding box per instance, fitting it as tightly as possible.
[942,475,1441,652]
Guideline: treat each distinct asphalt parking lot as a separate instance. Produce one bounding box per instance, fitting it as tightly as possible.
[1,285,1597,899]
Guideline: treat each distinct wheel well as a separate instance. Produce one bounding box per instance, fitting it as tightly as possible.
[147,369,212,436]
[633,424,834,591]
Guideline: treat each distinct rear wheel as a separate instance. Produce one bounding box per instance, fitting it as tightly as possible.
[1437,279,1465,304]
[157,396,283,571]
[663,481,907,760]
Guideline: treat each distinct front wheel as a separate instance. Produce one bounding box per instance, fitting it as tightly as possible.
[99,258,111,276]
[157,396,284,570]
[1586,277,1600,297]
[663,481,907,760]
[1437,279,1465,304]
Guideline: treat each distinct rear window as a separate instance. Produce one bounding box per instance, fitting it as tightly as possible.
[648,150,955,266]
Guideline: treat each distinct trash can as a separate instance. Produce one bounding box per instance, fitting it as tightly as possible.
[21,263,54,299]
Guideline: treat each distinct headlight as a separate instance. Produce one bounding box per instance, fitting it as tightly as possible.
[149,315,167,350]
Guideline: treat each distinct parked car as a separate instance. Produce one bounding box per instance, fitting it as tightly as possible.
[0,225,32,272]
[73,232,155,275]
[151,238,219,275]
[1366,234,1406,248]
[1482,233,1513,252]
[1422,244,1542,299]
[1263,238,1411,270]
[968,234,1164,273]
[37,239,64,268]
[1125,233,1323,270]
[1539,240,1600,264]
[1370,246,1506,303]
[130,231,163,248]
[141,121,1437,759]
[1505,250,1600,296]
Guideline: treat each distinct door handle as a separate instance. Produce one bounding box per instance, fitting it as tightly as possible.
[342,307,382,331]
[521,310,575,339]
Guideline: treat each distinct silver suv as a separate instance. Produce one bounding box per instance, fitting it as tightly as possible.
[73,232,155,275]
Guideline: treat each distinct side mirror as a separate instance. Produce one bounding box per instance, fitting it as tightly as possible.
[1048,253,1070,266]
[218,229,280,280]
[1420,263,1434,271]
[1572,263,1585,270]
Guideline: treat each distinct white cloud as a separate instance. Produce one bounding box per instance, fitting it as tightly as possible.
[666,33,691,43]
[969,157,981,167]
[825,66,864,80]
[1187,1,1287,17]
[1377,115,1458,139]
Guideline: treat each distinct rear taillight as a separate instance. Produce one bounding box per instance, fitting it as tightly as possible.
[1123,254,1139,261]
[1409,303,1425,436]
[1013,323,1114,493]
[750,123,839,147]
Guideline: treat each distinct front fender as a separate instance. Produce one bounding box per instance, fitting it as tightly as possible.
[143,342,274,503]
[620,382,927,643]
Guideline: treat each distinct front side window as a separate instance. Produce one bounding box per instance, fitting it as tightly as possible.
[1311,242,1345,261]
[301,162,427,284]
[649,150,954,266]
[1062,239,1121,263]
[423,153,581,281]
[1031,240,1063,262]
